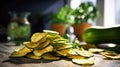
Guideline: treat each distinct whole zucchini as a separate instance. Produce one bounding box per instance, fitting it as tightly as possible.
[82,26,120,44]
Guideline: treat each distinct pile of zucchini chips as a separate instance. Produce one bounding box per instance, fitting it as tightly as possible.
[10,30,119,65]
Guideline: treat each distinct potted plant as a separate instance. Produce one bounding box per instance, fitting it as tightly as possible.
[72,1,99,41]
[50,5,73,36]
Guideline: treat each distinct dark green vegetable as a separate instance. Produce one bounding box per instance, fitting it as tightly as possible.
[82,26,120,44]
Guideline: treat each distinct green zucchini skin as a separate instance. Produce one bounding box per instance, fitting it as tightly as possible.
[82,26,120,44]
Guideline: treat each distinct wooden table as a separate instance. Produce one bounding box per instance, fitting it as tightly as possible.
[0,42,120,67]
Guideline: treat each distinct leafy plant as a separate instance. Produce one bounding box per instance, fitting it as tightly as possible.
[71,38,81,49]
[62,34,81,49]
[51,5,73,24]
[73,1,99,25]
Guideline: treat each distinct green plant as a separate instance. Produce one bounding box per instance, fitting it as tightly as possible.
[73,1,99,25]
[51,5,73,24]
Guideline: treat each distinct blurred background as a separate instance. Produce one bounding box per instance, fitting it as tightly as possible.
[0,0,119,42]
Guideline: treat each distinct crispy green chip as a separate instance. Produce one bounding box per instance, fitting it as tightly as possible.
[10,46,32,57]
[42,53,60,60]
[26,53,41,59]
[72,59,94,65]
[43,30,59,34]
[31,33,47,43]
[33,45,53,56]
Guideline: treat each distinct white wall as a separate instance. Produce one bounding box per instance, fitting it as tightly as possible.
[104,0,115,27]
[115,0,120,24]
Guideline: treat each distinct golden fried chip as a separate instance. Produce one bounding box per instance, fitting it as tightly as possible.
[10,46,32,57]
[55,45,72,50]
[26,53,41,59]
[24,42,39,49]
[72,59,94,65]
[89,48,104,53]
[76,48,93,57]
[35,40,50,50]
[42,53,60,60]
[100,51,120,60]
[43,30,59,34]
[31,33,47,43]
[67,49,85,59]
[33,45,53,56]
[67,55,85,59]
[55,48,72,56]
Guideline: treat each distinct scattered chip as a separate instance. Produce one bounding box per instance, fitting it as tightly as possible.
[100,51,120,60]
[89,48,104,53]
[72,58,94,65]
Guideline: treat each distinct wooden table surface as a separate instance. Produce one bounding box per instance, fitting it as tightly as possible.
[0,42,120,67]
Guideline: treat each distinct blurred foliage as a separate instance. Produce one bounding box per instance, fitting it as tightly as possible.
[73,1,99,25]
[51,5,74,24]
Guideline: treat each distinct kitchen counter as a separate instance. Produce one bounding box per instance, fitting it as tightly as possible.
[0,42,120,67]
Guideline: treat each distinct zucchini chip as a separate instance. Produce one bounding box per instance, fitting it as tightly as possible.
[34,45,53,56]
[10,46,32,57]
[43,30,59,34]
[67,55,85,59]
[89,48,104,53]
[35,40,50,50]
[100,51,120,60]
[31,33,47,43]
[67,49,85,59]
[55,48,72,56]
[72,59,94,65]
[26,53,41,59]
[24,42,39,49]
[76,48,93,57]
[55,45,72,50]
[42,53,60,60]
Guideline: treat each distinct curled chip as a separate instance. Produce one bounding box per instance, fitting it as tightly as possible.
[55,45,72,50]
[67,49,85,59]
[72,59,94,65]
[33,45,53,56]
[43,30,59,34]
[55,48,72,56]
[67,55,85,59]
[35,40,50,50]
[89,48,104,53]
[42,53,60,60]
[10,46,32,57]
[24,42,39,49]
[100,51,120,60]
[31,33,47,43]
[76,48,93,57]
[26,53,41,59]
